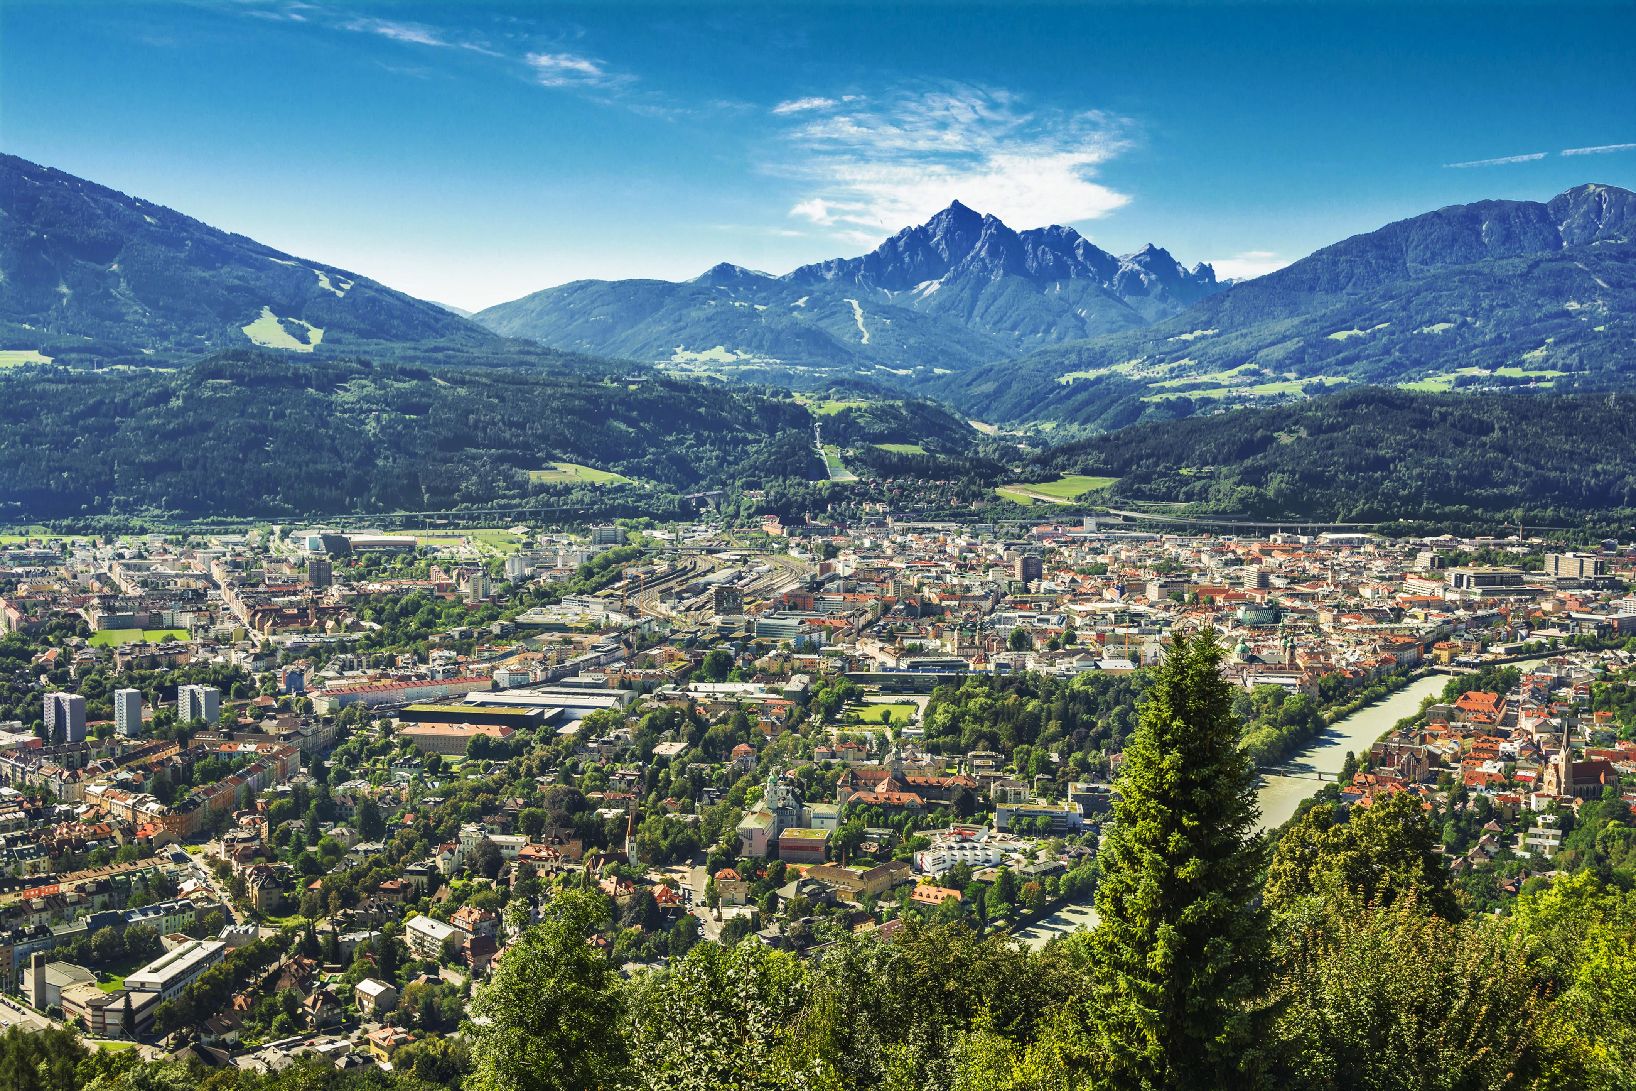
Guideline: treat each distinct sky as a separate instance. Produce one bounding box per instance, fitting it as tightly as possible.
[4,1,1635,311]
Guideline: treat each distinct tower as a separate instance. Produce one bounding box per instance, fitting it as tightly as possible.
[1556,719,1575,798]
[114,688,143,737]
[624,797,638,868]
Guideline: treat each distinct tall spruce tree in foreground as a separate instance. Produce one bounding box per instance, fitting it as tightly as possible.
[1087,628,1266,1090]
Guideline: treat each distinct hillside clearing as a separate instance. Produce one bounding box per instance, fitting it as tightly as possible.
[527,462,635,486]
[996,475,1117,504]
[242,307,323,352]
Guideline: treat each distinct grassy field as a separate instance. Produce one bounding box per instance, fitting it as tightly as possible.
[88,628,190,647]
[996,474,1117,504]
[1400,365,1568,393]
[411,528,528,555]
[0,349,52,367]
[846,702,918,724]
[798,396,874,416]
[874,442,928,455]
[526,461,634,486]
[1149,364,1259,389]
[242,307,323,352]
[821,444,856,481]
[1141,375,1349,402]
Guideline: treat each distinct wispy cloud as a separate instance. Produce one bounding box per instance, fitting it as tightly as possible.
[1444,152,1548,168]
[773,96,839,115]
[1210,250,1287,282]
[772,84,1131,243]
[343,16,447,48]
[527,50,620,89]
[1561,142,1636,156]
[227,4,638,103]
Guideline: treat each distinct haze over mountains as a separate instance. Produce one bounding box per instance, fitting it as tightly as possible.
[474,200,1221,382]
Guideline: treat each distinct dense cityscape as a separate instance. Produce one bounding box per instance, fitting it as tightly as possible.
[0,515,1631,1085]
[5,1,1636,1088]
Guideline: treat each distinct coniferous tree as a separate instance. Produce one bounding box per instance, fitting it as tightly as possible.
[1085,628,1266,1090]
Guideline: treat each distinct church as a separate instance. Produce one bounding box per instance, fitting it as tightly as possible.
[1540,722,1618,801]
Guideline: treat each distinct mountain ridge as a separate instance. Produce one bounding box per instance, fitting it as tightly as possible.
[473,201,1220,381]
[944,182,1636,425]
[0,154,518,365]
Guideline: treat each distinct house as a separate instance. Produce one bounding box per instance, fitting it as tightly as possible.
[713,868,748,907]
[404,914,468,961]
[303,986,344,1029]
[367,1025,417,1066]
[451,904,498,938]
[355,977,398,1017]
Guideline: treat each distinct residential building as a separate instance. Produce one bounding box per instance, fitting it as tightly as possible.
[178,685,221,725]
[114,688,143,738]
[404,914,468,961]
[355,977,398,1017]
[44,692,87,745]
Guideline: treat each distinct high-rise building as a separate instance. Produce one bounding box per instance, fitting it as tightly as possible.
[177,685,220,725]
[305,556,333,588]
[114,689,144,737]
[1013,554,1043,584]
[590,525,626,548]
[43,692,87,745]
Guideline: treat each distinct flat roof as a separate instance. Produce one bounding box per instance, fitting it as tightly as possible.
[125,940,225,990]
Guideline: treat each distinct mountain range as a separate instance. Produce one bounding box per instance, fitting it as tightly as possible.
[473,200,1220,383]
[4,153,1633,443]
[945,183,1636,426]
[0,154,568,367]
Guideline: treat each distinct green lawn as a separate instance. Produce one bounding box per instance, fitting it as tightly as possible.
[996,475,1118,504]
[88,628,190,647]
[412,528,528,555]
[874,442,928,455]
[847,702,918,724]
[526,461,634,486]
[0,349,52,367]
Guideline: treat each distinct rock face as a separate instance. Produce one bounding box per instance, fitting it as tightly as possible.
[475,201,1220,379]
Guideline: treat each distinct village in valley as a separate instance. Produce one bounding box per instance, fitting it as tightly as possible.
[0,513,1632,1071]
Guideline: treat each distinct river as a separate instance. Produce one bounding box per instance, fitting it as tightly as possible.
[1252,672,1449,831]
[1018,666,1485,947]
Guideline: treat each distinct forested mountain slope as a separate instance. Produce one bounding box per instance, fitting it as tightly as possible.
[1032,387,1636,525]
[947,184,1636,426]
[0,353,821,519]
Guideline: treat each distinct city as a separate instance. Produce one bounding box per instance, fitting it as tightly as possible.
[0,516,1631,1075]
[4,0,1635,1087]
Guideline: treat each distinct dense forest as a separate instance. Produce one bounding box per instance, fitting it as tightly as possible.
[1033,388,1636,526]
[0,353,823,519]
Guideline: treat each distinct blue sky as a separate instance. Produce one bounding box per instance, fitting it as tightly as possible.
[5,1,1634,310]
